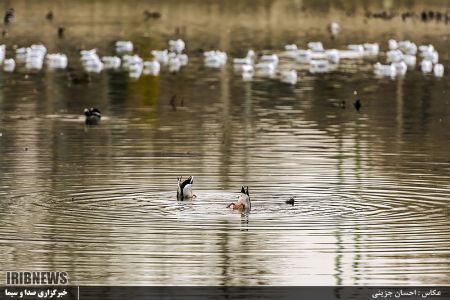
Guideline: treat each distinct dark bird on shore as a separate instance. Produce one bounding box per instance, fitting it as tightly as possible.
[354,99,361,112]
[421,11,428,22]
[58,26,65,38]
[151,11,161,19]
[144,10,161,20]
[46,10,54,21]
[286,197,295,206]
[84,108,102,125]
[4,8,14,25]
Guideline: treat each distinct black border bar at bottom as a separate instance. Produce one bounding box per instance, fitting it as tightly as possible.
[1,286,449,300]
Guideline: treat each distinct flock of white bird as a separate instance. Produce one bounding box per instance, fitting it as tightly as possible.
[374,39,444,78]
[0,36,445,83]
[231,39,444,84]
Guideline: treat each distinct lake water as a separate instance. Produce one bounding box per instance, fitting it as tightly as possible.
[0,0,449,285]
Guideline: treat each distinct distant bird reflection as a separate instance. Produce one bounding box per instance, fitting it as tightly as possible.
[354,99,361,112]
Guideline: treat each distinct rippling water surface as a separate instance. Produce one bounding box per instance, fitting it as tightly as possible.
[0,0,449,285]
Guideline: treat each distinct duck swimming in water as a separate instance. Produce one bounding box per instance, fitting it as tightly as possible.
[177,176,195,200]
[84,108,101,125]
[227,186,251,211]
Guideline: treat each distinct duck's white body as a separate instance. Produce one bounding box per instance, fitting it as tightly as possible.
[237,193,251,211]
[227,186,251,212]
[177,176,194,199]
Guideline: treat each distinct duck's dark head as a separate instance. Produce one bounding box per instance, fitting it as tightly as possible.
[84,108,101,118]
[90,108,101,118]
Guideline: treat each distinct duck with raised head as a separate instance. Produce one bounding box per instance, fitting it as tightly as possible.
[177,176,195,200]
[227,186,251,211]
[84,108,101,125]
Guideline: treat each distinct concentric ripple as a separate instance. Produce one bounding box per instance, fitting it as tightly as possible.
[1,0,450,286]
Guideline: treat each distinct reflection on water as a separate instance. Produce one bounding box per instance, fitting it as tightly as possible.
[0,0,449,285]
